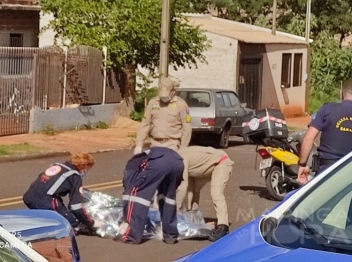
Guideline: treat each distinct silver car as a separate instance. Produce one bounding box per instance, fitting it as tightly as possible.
[176,88,254,148]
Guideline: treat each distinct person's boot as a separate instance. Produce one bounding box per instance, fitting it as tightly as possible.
[208,224,229,242]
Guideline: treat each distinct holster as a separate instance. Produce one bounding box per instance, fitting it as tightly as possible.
[311,153,320,172]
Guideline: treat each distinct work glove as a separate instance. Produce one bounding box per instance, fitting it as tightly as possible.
[134,146,142,155]
[93,220,103,229]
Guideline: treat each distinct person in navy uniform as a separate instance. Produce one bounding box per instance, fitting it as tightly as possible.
[118,147,184,244]
[23,153,102,233]
[298,79,352,184]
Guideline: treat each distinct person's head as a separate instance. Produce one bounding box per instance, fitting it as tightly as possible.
[341,79,352,100]
[69,153,95,176]
[158,77,176,103]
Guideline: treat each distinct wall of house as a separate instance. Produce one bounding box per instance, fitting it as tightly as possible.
[29,100,133,133]
[0,10,39,47]
[265,44,308,117]
[137,32,238,91]
[38,12,61,48]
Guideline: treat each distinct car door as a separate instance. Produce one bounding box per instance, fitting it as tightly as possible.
[217,92,237,135]
[215,92,227,130]
[227,91,246,134]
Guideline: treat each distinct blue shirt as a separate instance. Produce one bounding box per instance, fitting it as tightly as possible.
[310,100,352,159]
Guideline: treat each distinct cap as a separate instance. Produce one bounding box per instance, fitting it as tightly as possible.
[158,77,175,97]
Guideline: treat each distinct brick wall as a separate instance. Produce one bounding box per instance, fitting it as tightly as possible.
[0,10,39,46]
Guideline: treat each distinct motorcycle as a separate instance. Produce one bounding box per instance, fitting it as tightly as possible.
[257,129,318,201]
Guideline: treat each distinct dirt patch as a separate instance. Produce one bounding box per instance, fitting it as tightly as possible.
[112,117,140,129]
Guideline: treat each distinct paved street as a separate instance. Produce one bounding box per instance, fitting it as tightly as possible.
[0,141,278,262]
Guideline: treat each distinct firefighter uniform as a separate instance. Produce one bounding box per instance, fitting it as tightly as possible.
[23,162,94,230]
[134,77,192,153]
[176,146,234,227]
[121,147,184,244]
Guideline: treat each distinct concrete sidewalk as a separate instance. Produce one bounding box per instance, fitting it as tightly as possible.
[0,116,310,161]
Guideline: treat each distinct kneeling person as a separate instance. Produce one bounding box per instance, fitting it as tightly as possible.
[119,147,184,244]
[23,153,101,233]
[176,146,234,242]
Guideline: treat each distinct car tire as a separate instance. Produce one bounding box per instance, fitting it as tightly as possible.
[218,126,230,148]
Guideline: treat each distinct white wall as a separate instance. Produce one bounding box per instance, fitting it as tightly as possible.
[38,12,68,48]
[0,30,36,47]
[138,32,238,91]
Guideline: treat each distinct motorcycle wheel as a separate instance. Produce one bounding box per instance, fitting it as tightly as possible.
[265,166,287,201]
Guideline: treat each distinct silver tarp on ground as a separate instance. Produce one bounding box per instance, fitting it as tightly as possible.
[81,189,213,240]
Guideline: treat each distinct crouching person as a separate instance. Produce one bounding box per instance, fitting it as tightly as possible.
[23,153,101,234]
[118,147,184,244]
[176,146,234,242]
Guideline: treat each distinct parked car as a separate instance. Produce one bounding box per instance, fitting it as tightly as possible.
[176,88,254,148]
[175,150,352,261]
[0,209,80,262]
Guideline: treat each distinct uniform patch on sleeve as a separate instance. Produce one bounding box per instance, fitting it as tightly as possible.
[186,115,191,123]
[45,165,62,176]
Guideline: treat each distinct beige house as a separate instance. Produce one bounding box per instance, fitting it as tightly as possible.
[140,14,311,117]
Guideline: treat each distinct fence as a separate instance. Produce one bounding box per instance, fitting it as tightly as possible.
[0,45,124,136]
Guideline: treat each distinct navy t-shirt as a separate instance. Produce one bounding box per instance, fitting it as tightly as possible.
[310,100,352,159]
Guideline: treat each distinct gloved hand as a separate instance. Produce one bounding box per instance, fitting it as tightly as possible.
[93,220,103,229]
[134,146,142,155]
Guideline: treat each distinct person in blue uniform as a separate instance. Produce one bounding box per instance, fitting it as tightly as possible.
[23,153,101,234]
[298,80,352,184]
[118,147,184,244]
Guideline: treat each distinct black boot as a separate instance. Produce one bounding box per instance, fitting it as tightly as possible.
[208,224,229,242]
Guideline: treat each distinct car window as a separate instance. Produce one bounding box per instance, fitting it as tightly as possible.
[176,91,210,108]
[221,93,231,108]
[286,157,352,243]
[227,92,240,107]
[216,93,224,107]
[0,237,31,262]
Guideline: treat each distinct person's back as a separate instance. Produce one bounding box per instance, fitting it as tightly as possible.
[316,101,352,160]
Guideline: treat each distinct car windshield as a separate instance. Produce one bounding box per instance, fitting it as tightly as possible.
[176,91,211,108]
[267,155,352,253]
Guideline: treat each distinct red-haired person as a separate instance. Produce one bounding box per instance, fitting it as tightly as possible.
[23,153,101,233]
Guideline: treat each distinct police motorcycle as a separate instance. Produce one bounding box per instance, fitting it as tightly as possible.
[242,109,318,201]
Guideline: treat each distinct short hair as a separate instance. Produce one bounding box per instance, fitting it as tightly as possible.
[342,79,352,96]
[69,153,95,172]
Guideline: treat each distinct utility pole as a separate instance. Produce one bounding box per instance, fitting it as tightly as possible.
[159,0,171,78]
[271,0,277,35]
[305,0,311,43]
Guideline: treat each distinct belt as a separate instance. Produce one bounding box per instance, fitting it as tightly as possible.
[319,158,340,166]
[153,138,179,143]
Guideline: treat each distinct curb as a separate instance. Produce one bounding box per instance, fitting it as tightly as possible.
[0,151,71,163]
[0,146,135,163]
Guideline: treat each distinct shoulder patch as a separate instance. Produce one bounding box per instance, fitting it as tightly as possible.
[45,165,62,176]
[186,115,191,123]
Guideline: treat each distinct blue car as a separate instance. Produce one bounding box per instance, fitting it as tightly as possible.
[176,151,352,261]
[0,209,80,262]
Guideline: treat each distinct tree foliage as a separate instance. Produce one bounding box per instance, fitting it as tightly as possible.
[40,0,211,71]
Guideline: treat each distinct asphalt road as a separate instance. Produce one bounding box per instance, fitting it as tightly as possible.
[0,140,278,262]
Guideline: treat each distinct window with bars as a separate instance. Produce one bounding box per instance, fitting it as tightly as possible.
[280,53,303,88]
[8,33,24,75]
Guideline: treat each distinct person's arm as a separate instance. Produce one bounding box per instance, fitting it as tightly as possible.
[299,126,320,166]
[68,176,95,229]
[178,100,192,146]
[176,157,189,211]
[135,100,154,152]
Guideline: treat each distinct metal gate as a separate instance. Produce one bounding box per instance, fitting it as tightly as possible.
[238,57,262,110]
[0,47,35,136]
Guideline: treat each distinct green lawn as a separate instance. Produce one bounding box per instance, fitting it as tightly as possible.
[0,143,49,156]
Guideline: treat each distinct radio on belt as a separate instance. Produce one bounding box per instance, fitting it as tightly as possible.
[242,108,288,144]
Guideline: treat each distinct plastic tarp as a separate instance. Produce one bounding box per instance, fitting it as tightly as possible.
[81,189,213,240]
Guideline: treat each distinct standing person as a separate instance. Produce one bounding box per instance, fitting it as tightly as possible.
[118,147,184,244]
[133,77,192,154]
[23,153,101,234]
[298,79,352,184]
[176,146,234,242]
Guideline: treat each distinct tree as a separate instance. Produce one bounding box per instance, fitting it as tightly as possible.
[40,0,210,71]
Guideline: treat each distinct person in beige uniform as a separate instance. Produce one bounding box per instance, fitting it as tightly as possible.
[176,146,234,242]
[134,77,192,154]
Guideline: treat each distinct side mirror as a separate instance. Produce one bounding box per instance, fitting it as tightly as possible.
[240,102,247,108]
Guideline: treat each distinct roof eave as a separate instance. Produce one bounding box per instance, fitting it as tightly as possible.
[0,4,41,11]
